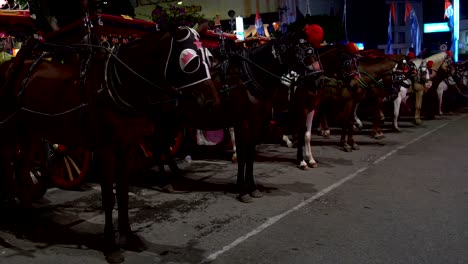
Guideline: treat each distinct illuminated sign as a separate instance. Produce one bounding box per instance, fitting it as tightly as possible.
[355,43,364,50]
[236,16,244,41]
[423,22,450,33]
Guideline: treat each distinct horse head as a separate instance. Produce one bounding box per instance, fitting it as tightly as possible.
[416,60,431,84]
[334,42,360,79]
[164,25,220,110]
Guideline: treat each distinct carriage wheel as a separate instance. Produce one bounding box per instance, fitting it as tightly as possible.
[13,144,48,202]
[29,160,48,201]
[49,144,91,190]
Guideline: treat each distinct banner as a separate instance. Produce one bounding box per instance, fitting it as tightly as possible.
[386,2,395,54]
[255,10,264,36]
[407,3,421,56]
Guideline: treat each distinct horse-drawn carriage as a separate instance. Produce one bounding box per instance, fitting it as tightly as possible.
[1,9,222,261]
[0,12,169,199]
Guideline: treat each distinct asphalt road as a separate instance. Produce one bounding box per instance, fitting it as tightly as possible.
[1,109,468,264]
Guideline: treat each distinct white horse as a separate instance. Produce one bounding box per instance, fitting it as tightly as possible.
[436,75,456,115]
[393,59,431,130]
[423,52,456,116]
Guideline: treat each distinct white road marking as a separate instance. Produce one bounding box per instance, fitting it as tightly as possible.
[200,115,466,263]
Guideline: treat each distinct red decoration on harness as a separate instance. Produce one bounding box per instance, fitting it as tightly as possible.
[304,24,324,48]
[407,52,415,59]
[347,42,359,55]
[427,60,434,69]
[446,50,453,57]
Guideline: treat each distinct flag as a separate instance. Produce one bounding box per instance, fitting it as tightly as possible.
[444,0,452,19]
[404,2,421,56]
[255,10,264,36]
[279,0,297,33]
[444,0,454,29]
[404,1,412,23]
[444,0,455,53]
[390,2,396,24]
[409,8,421,57]
[386,2,395,54]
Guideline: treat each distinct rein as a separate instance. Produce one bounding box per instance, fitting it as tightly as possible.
[0,40,182,125]
[357,68,384,89]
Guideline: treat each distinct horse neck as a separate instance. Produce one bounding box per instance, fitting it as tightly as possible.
[359,57,397,80]
[108,32,173,106]
[117,32,172,89]
[318,47,340,77]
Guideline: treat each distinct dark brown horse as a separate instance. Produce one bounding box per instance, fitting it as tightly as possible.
[149,28,328,201]
[0,24,218,263]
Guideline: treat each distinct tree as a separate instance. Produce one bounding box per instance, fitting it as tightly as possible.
[151,4,209,30]
[96,0,135,17]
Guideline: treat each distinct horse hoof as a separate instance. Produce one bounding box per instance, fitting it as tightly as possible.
[308,162,318,168]
[373,133,384,139]
[250,190,263,198]
[415,119,422,125]
[299,164,309,170]
[105,250,125,264]
[351,143,360,150]
[231,154,237,163]
[343,144,352,152]
[238,194,253,203]
[162,184,175,193]
[119,233,147,253]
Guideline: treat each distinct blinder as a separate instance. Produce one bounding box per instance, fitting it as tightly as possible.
[165,27,212,90]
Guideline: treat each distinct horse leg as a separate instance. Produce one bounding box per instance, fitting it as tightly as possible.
[295,110,308,170]
[229,127,237,163]
[14,134,43,237]
[94,147,121,262]
[414,89,423,125]
[393,87,407,131]
[234,125,251,203]
[372,95,384,139]
[0,140,16,207]
[304,110,318,168]
[282,134,294,148]
[245,141,262,198]
[116,144,147,253]
[319,114,330,138]
[437,82,447,115]
[347,102,359,151]
[354,103,363,129]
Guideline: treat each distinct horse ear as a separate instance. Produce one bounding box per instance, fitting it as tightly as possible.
[196,22,209,36]
[172,26,191,41]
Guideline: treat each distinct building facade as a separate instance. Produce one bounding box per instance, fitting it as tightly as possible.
[377,0,423,55]
[134,0,343,23]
